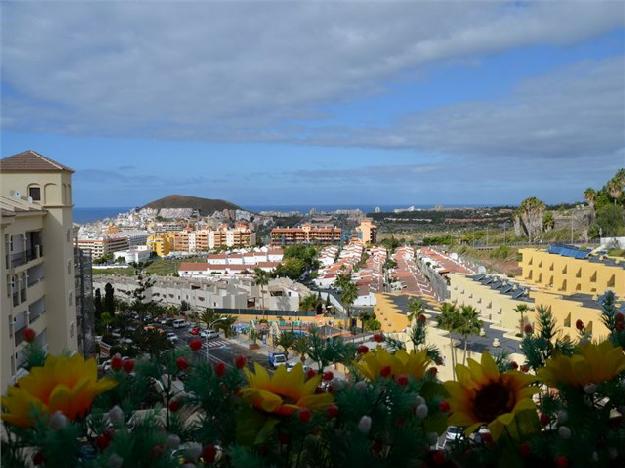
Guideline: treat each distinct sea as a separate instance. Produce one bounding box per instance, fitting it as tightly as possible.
[73,204,487,224]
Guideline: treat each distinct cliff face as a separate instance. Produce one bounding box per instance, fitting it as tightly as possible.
[142,195,242,216]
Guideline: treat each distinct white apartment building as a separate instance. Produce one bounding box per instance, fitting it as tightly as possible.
[77,236,129,259]
[1,151,79,391]
[113,245,151,264]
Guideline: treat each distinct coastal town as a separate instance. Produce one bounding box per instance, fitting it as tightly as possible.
[2,2,625,465]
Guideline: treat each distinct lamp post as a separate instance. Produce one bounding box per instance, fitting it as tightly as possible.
[206,317,227,362]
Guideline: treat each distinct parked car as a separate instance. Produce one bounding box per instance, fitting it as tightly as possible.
[166,332,179,343]
[268,352,288,369]
[172,319,187,329]
[189,327,201,335]
[492,338,501,348]
[200,329,219,339]
[445,426,464,443]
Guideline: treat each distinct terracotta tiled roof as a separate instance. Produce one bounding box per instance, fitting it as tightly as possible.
[0,150,74,173]
[179,262,208,272]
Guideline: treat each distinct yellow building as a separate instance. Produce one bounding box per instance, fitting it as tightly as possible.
[355,218,377,244]
[449,272,617,341]
[1,151,78,391]
[519,245,625,299]
[147,233,174,257]
[449,273,531,331]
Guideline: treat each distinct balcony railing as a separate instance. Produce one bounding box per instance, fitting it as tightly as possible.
[7,246,42,268]
[29,308,45,325]
[14,326,27,346]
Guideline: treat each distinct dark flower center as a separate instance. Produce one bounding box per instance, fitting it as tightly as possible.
[473,381,514,422]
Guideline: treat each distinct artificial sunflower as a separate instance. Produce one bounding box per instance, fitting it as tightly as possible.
[443,353,538,440]
[356,348,431,381]
[240,362,333,416]
[1,354,117,428]
[539,341,625,388]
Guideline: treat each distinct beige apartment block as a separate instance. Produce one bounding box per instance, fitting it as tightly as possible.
[1,151,78,391]
[518,247,625,299]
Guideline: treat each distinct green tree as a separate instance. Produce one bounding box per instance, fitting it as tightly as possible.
[514,303,531,336]
[339,281,358,332]
[457,305,482,365]
[104,283,115,313]
[438,302,461,378]
[94,288,103,318]
[299,294,319,312]
[596,203,625,236]
[253,268,270,313]
[407,298,425,323]
[291,335,310,362]
[273,331,297,358]
[100,311,113,336]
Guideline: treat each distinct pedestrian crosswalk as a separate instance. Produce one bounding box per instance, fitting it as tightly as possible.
[201,338,231,349]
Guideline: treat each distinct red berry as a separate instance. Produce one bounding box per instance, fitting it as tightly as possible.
[214,362,226,377]
[427,367,438,377]
[357,345,369,354]
[298,408,311,423]
[431,450,446,465]
[576,319,584,331]
[509,361,518,370]
[306,368,317,379]
[520,364,530,373]
[379,366,391,378]
[518,442,531,457]
[123,359,134,373]
[111,354,123,371]
[189,339,202,351]
[396,374,409,386]
[524,323,533,334]
[616,312,624,322]
[234,355,247,369]
[322,371,334,381]
[202,444,217,463]
[32,451,44,465]
[168,399,181,412]
[96,433,111,450]
[555,455,569,468]
[418,314,426,323]
[176,356,189,370]
[540,413,550,426]
[327,404,339,418]
[438,400,450,413]
[24,327,36,343]
[373,333,384,343]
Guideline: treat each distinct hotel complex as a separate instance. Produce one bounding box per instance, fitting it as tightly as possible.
[450,243,625,341]
[270,223,341,246]
[0,151,81,391]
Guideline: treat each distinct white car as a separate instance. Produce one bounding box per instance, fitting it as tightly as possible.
[166,332,178,343]
[172,319,187,329]
[445,426,464,443]
[200,330,219,339]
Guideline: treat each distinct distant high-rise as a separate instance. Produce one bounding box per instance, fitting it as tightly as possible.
[1,150,78,391]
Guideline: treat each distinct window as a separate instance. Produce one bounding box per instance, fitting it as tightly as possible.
[68,292,73,306]
[67,230,71,243]
[28,186,41,201]
[67,260,72,275]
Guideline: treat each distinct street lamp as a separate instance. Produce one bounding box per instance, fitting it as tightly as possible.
[206,317,227,362]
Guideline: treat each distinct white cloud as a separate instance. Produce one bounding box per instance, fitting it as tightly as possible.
[2,0,623,148]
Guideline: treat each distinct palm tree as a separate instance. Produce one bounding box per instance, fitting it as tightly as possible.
[253,268,270,317]
[514,303,531,336]
[607,177,623,205]
[407,298,425,323]
[457,305,482,365]
[273,331,297,359]
[518,196,546,242]
[438,302,460,377]
[299,294,319,312]
[291,335,310,363]
[584,188,596,210]
[340,281,358,332]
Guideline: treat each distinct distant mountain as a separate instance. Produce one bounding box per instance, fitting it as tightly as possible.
[142,195,242,215]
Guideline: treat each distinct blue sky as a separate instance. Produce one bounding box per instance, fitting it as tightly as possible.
[2,1,624,208]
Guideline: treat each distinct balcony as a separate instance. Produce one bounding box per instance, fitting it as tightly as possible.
[29,297,45,325]
[7,245,43,269]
